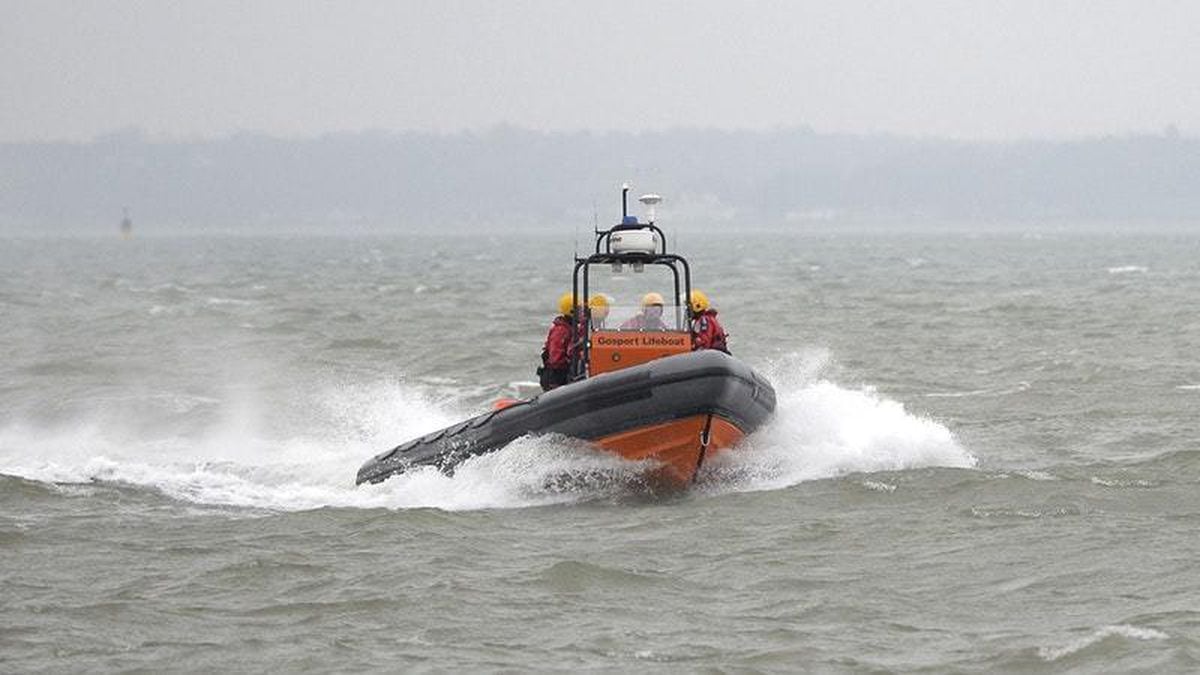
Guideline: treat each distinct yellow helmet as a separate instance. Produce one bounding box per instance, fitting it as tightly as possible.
[588,293,610,320]
[689,289,710,313]
[641,292,665,308]
[557,292,576,316]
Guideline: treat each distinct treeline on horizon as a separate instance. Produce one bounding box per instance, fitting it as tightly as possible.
[2,126,1198,233]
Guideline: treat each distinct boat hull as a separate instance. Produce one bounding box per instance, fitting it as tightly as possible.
[592,413,746,485]
[355,350,776,487]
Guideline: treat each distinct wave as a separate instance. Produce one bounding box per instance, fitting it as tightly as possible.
[1090,476,1160,489]
[325,338,402,351]
[1106,265,1148,275]
[205,296,255,306]
[698,351,974,493]
[0,351,974,512]
[1038,624,1168,662]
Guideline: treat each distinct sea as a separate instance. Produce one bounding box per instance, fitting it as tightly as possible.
[2,228,1199,672]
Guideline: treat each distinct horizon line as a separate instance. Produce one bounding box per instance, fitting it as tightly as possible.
[1,123,1194,146]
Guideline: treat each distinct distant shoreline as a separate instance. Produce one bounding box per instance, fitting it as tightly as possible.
[3,128,1198,232]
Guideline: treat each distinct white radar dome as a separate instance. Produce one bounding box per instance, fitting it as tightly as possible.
[610,229,660,255]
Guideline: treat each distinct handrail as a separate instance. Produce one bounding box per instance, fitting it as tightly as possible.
[569,253,692,381]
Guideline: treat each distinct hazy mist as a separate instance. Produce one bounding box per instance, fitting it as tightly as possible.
[3,2,1199,233]
[3,128,1198,234]
[3,1,1198,142]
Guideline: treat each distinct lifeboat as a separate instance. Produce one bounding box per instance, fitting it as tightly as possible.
[356,186,777,488]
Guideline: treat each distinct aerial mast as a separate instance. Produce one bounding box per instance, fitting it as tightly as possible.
[120,207,133,239]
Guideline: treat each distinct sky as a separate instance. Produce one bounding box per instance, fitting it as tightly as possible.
[2,0,1198,142]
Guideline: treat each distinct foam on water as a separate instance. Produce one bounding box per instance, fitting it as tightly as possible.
[1106,265,1148,275]
[0,379,461,511]
[701,351,975,493]
[0,351,974,512]
[1038,625,1168,662]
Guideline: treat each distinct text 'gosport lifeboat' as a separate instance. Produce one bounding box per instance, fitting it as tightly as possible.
[356,186,776,489]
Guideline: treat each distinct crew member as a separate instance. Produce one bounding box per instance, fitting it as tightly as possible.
[538,292,576,391]
[620,292,670,331]
[563,293,611,381]
[588,293,610,330]
[689,290,730,354]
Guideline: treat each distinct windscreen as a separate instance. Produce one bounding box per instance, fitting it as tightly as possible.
[584,263,687,332]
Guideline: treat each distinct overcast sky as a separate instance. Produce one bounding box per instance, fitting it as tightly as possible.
[2,0,1198,142]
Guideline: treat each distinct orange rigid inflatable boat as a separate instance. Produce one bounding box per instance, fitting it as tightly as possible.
[356,187,777,488]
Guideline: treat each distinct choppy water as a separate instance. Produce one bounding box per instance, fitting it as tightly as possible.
[3,231,1199,672]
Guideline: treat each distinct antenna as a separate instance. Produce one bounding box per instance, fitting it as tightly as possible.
[621,183,630,220]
